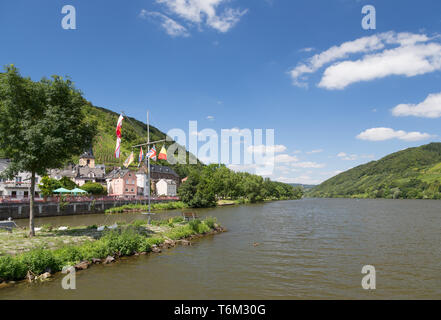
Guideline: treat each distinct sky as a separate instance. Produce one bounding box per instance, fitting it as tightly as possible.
[1,0,441,184]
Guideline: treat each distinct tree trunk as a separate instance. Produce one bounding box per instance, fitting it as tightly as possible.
[29,171,35,237]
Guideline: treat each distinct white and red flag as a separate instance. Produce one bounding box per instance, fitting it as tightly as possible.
[114,114,124,158]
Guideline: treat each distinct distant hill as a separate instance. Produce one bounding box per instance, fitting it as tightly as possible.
[308,142,441,199]
[289,183,317,190]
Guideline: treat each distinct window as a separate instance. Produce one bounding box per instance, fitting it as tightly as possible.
[11,191,17,198]
[125,189,128,192]
[24,191,29,198]
[131,189,134,192]
[15,177,22,183]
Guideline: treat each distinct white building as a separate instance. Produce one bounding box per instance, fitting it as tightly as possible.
[0,159,42,199]
[136,171,148,196]
[156,179,177,197]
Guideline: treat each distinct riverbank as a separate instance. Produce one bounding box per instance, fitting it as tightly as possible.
[0,216,224,287]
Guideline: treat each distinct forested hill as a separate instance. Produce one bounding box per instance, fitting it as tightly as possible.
[81,102,202,178]
[308,143,441,199]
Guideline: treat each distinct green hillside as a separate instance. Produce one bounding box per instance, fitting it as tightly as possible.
[81,102,202,178]
[308,142,441,199]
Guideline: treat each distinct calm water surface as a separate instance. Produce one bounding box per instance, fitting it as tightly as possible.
[1,198,440,299]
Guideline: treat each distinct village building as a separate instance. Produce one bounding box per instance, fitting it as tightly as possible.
[156,179,177,197]
[135,164,180,196]
[0,159,42,199]
[49,150,106,187]
[106,168,137,197]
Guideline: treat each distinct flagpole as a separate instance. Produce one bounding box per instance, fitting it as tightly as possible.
[147,110,151,224]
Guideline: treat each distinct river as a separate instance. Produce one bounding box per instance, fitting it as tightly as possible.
[1,198,440,299]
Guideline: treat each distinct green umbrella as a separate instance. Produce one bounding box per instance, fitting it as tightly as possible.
[53,187,71,194]
[71,188,88,195]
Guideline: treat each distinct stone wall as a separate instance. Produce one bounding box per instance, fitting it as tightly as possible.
[0,199,172,220]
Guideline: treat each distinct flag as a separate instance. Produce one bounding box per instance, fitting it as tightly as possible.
[114,138,121,159]
[138,147,144,167]
[114,114,124,158]
[158,145,167,160]
[123,151,134,168]
[148,145,157,161]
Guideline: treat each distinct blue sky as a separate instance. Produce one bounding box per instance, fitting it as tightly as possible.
[1,0,441,184]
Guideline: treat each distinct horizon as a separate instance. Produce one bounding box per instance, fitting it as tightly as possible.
[1,0,441,185]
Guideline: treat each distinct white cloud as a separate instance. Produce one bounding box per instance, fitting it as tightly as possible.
[274,154,299,163]
[276,176,321,185]
[156,0,247,33]
[290,161,325,168]
[299,47,315,53]
[306,149,323,154]
[247,144,287,154]
[391,92,441,118]
[289,31,441,89]
[319,42,441,90]
[140,10,189,37]
[206,115,215,120]
[356,127,434,142]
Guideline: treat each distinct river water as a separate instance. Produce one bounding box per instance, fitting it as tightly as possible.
[1,198,440,299]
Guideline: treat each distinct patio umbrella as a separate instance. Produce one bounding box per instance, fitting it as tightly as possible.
[53,187,71,194]
[70,188,88,195]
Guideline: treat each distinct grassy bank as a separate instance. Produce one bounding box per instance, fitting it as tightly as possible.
[105,201,187,214]
[0,217,222,283]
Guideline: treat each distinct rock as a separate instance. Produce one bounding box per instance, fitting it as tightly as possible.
[26,271,36,282]
[39,272,51,280]
[164,239,176,247]
[92,258,102,264]
[104,256,115,264]
[151,245,162,253]
[74,260,90,270]
[140,252,147,255]
[178,240,191,246]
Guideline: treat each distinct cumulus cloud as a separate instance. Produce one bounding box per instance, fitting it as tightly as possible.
[306,149,323,154]
[289,31,441,89]
[276,176,321,185]
[274,154,299,163]
[290,161,325,168]
[139,10,189,37]
[247,144,287,154]
[155,0,247,33]
[356,127,434,142]
[391,92,441,118]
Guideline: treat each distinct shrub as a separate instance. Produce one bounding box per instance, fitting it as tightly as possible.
[18,248,59,275]
[204,217,217,229]
[188,219,201,233]
[0,256,27,281]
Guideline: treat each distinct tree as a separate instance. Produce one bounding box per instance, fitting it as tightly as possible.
[81,182,106,195]
[38,176,62,197]
[0,66,97,236]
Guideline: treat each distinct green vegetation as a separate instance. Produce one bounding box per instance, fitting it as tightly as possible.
[80,182,107,195]
[178,164,303,208]
[0,66,97,236]
[105,201,187,214]
[309,142,441,199]
[0,217,220,282]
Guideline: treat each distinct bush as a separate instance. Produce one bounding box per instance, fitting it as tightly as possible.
[204,217,217,229]
[189,219,201,233]
[0,255,27,281]
[18,248,59,275]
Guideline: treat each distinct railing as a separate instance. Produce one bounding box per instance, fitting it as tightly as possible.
[0,195,180,204]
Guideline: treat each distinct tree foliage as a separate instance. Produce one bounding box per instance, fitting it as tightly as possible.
[178,164,303,208]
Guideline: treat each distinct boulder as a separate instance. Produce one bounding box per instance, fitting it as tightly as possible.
[103,256,115,264]
[26,271,36,282]
[74,260,90,271]
[178,240,191,246]
[92,258,102,264]
[151,245,162,253]
[39,272,51,280]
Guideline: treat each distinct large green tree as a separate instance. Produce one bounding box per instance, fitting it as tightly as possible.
[0,66,97,236]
